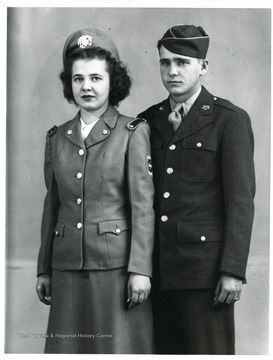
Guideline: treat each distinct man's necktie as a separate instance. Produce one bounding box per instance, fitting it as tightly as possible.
[168,102,183,131]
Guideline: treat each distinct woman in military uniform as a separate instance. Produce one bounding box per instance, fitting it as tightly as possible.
[36,28,155,354]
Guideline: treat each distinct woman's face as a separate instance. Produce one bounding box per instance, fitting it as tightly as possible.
[71,58,110,113]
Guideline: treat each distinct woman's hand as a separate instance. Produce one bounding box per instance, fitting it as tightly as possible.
[36,275,52,305]
[127,273,151,309]
[213,275,243,306]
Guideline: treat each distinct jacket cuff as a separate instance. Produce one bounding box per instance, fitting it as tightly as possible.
[220,271,246,284]
[128,261,153,278]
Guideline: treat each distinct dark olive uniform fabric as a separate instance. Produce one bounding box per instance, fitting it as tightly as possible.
[152,287,235,354]
[138,86,255,354]
[37,105,155,353]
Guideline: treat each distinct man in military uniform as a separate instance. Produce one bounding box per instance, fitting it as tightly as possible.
[138,24,255,354]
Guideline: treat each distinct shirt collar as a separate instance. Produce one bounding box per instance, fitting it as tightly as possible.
[170,86,202,116]
[80,117,100,140]
[80,117,100,129]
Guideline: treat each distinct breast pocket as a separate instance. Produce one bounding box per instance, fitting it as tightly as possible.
[180,136,218,182]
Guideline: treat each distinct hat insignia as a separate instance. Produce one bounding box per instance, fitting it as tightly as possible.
[77,35,93,48]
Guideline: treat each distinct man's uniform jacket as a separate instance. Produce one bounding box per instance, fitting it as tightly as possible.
[37,106,155,278]
[138,86,255,290]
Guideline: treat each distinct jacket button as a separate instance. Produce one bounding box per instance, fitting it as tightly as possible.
[201,236,206,241]
[197,142,202,148]
[161,215,168,222]
[67,129,72,135]
[77,172,83,179]
[55,231,59,236]
[169,144,176,150]
[166,167,174,174]
[163,192,170,198]
[102,129,109,135]
[159,106,164,111]
[77,222,83,229]
[79,149,85,156]
[77,198,82,205]
[115,228,121,234]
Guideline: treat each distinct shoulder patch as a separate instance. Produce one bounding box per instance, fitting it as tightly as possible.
[213,97,237,112]
[146,154,153,177]
[47,125,57,137]
[127,118,147,130]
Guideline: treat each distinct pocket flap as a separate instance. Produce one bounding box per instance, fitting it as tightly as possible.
[177,222,222,243]
[183,136,218,151]
[55,222,65,237]
[98,219,131,235]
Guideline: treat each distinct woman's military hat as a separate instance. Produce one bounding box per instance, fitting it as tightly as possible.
[157,24,209,58]
[63,28,120,65]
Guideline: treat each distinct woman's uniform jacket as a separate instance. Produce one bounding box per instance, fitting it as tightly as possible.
[37,106,155,278]
[138,86,255,290]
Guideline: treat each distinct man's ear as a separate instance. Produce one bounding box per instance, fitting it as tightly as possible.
[200,59,209,76]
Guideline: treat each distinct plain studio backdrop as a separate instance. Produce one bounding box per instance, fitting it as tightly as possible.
[5,7,270,354]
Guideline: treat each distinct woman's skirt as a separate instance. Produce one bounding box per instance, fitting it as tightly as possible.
[45,267,155,354]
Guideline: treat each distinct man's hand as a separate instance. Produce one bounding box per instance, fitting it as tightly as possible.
[36,275,52,305]
[213,274,242,306]
[127,273,151,309]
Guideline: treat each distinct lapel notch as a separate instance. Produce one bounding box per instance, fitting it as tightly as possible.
[65,113,85,148]
[84,106,119,148]
[152,99,174,141]
[171,87,214,143]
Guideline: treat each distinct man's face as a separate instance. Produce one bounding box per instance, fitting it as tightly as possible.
[159,45,208,101]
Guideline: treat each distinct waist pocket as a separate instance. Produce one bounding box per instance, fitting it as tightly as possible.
[98,219,131,236]
[177,221,223,244]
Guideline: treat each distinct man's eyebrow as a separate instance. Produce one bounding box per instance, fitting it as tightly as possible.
[174,57,190,61]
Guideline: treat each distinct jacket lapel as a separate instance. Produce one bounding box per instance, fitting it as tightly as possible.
[84,105,119,148]
[150,99,174,141]
[64,113,85,148]
[171,87,214,143]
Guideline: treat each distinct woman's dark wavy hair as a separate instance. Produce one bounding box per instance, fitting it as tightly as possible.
[60,47,131,107]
